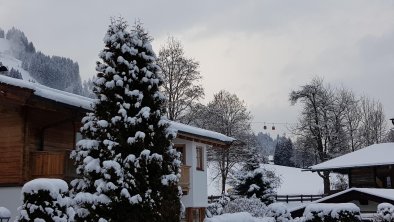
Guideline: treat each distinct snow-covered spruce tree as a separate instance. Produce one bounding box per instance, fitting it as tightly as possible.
[71,18,181,222]
[233,153,280,205]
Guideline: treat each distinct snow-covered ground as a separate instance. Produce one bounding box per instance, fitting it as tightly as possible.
[208,164,324,196]
[205,212,274,222]
[0,38,35,81]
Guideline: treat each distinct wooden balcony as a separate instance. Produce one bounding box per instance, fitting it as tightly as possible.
[30,151,76,180]
[180,165,191,191]
[30,151,191,190]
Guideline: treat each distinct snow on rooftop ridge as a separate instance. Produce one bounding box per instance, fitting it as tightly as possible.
[290,188,394,213]
[168,121,236,143]
[0,74,93,110]
[310,143,394,171]
[0,75,234,143]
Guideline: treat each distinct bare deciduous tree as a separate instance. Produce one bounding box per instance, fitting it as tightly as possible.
[193,90,252,194]
[157,37,204,122]
[359,96,387,146]
[290,77,388,194]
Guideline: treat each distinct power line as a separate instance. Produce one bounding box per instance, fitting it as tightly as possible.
[251,121,296,131]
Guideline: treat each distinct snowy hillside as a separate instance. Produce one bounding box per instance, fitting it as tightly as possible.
[208,164,324,196]
[0,38,35,81]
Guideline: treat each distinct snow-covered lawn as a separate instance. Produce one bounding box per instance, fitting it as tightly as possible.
[208,164,324,196]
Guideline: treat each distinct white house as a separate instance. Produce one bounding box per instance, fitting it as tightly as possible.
[169,122,235,222]
[0,74,235,221]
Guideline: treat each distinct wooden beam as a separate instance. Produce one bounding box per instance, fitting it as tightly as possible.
[177,133,231,148]
[22,106,30,183]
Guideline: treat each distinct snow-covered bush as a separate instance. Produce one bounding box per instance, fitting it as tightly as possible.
[303,203,361,222]
[15,178,72,222]
[223,196,266,217]
[207,195,231,216]
[374,203,394,222]
[265,203,292,222]
[330,174,348,191]
[0,207,11,219]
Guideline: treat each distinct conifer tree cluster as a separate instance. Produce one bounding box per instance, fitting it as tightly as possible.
[71,18,181,222]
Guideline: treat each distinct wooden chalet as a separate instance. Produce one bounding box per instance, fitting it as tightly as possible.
[309,143,394,190]
[0,76,90,186]
[0,75,235,222]
[291,143,394,219]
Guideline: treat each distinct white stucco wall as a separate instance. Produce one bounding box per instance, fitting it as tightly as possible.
[190,141,208,207]
[174,138,208,208]
[0,186,22,220]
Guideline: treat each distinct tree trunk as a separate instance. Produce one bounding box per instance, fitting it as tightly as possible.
[221,173,226,194]
[317,171,331,194]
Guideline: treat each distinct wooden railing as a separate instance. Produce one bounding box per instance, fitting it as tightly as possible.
[30,151,76,180]
[30,151,65,178]
[274,194,327,203]
[180,165,191,191]
[208,194,327,203]
[30,151,191,188]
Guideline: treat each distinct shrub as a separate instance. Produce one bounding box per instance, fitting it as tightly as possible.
[205,212,275,222]
[15,179,73,222]
[265,203,292,222]
[223,196,266,217]
[303,203,361,222]
[207,195,231,216]
[0,207,11,219]
[374,203,394,222]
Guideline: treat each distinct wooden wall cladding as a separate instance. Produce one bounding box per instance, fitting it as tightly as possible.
[0,104,23,185]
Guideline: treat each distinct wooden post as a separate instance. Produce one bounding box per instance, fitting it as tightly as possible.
[300,194,303,203]
[286,195,289,203]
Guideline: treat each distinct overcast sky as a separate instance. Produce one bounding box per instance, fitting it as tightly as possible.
[1,0,394,136]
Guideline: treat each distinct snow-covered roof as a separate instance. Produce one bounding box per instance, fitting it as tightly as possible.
[0,74,93,110]
[309,143,394,171]
[169,121,235,144]
[0,75,235,144]
[291,188,394,212]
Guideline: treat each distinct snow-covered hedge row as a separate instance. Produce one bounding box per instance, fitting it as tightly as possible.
[265,203,292,222]
[208,196,294,221]
[374,203,394,222]
[205,212,275,222]
[15,179,74,222]
[302,203,361,222]
[207,195,231,217]
[0,207,11,219]
[223,196,267,217]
